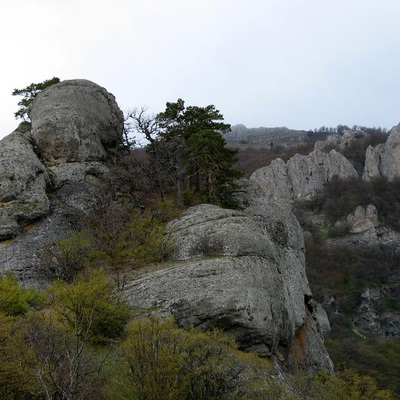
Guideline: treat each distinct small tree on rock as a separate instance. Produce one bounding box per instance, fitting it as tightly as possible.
[12,77,60,120]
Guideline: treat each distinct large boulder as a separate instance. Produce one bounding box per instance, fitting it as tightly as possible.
[346,204,379,234]
[250,149,358,202]
[0,124,50,240]
[0,79,120,283]
[123,203,333,372]
[363,124,400,181]
[28,79,124,166]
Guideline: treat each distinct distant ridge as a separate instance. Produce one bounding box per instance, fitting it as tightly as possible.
[225,124,309,149]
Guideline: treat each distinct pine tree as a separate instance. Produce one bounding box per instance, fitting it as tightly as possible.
[155,99,242,206]
[12,76,60,120]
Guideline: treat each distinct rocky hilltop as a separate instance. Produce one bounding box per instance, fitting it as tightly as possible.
[251,148,358,202]
[363,124,400,181]
[249,125,400,340]
[225,124,310,149]
[0,79,123,283]
[250,125,400,203]
[0,79,333,372]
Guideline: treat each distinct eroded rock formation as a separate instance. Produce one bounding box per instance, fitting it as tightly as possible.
[0,79,123,283]
[250,149,358,202]
[28,79,123,166]
[363,124,400,181]
[0,125,50,240]
[123,202,333,372]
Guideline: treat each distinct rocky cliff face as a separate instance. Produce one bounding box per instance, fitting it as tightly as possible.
[0,79,123,283]
[249,126,400,342]
[0,125,50,240]
[28,79,123,166]
[0,79,332,372]
[354,287,400,337]
[250,149,358,202]
[123,202,333,372]
[363,124,400,181]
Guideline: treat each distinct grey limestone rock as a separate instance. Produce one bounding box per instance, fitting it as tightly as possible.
[354,287,400,337]
[0,79,120,282]
[314,304,331,335]
[28,79,124,166]
[313,130,367,153]
[123,203,333,372]
[49,162,111,214]
[345,204,379,234]
[0,126,50,240]
[250,149,358,202]
[0,163,112,285]
[363,124,400,181]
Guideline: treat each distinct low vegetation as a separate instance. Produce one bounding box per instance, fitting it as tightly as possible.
[297,174,400,231]
[0,273,394,399]
[303,230,400,395]
[295,174,400,396]
[40,200,178,281]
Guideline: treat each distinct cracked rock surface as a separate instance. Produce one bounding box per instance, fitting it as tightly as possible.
[123,203,333,372]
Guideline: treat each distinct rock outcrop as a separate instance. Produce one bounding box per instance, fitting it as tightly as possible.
[0,124,50,240]
[313,130,367,153]
[0,79,122,283]
[123,202,333,372]
[363,124,400,181]
[28,79,123,166]
[250,149,358,202]
[354,287,400,337]
[346,204,379,233]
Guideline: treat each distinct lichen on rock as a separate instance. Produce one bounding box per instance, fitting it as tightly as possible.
[123,202,333,372]
[28,79,124,166]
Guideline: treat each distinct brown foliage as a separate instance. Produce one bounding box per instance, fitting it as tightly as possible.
[232,147,284,178]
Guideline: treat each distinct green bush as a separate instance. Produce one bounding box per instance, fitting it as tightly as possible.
[46,202,176,279]
[308,368,393,399]
[0,273,44,316]
[53,231,92,281]
[46,269,130,344]
[0,313,42,399]
[102,317,287,400]
[306,175,400,231]
[325,338,400,395]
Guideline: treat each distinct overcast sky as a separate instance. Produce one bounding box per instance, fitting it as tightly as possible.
[1,0,400,139]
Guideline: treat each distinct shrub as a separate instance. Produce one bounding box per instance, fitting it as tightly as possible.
[52,231,92,281]
[190,230,225,257]
[327,222,350,238]
[102,317,288,400]
[0,273,44,316]
[325,338,400,395]
[0,313,40,398]
[46,269,130,344]
[308,368,394,399]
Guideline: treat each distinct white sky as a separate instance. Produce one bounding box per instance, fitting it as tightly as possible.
[1,0,400,139]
